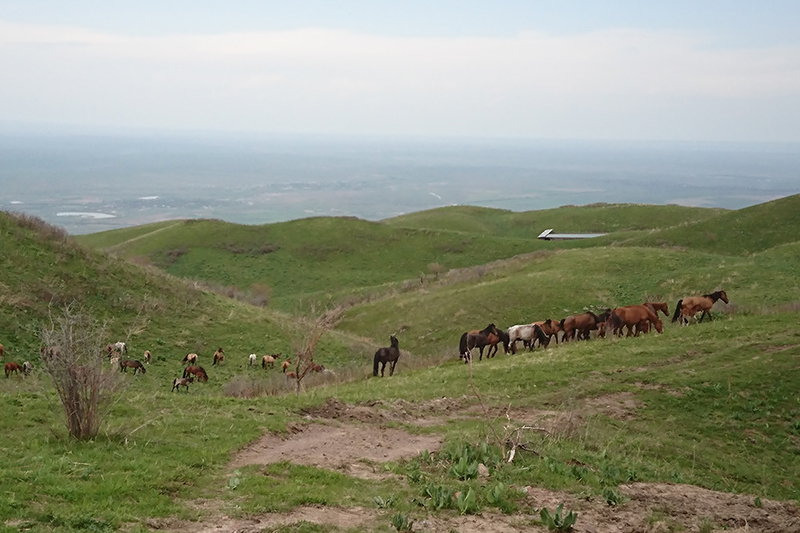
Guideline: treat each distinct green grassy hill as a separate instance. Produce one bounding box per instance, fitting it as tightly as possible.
[76,203,730,311]
[613,193,800,255]
[3,197,800,532]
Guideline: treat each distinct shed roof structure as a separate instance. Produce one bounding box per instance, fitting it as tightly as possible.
[537,228,607,241]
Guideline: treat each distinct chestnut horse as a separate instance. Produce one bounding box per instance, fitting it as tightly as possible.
[535,319,563,345]
[212,348,224,366]
[0,343,4,359]
[183,365,208,382]
[5,361,22,378]
[636,302,669,334]
[610,305,663,337]
[672,290,728,325]
[373,335,400,377]
[458,323,500,362]
[560,312,599,342]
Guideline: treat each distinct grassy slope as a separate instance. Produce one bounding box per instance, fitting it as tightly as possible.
[76,204,726,311]
[614,193,800,255]
[3,198,800,531]
[382,203,724,237]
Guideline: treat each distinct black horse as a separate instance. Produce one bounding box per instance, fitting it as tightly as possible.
[373,335,400,377]
[458,323,500,363]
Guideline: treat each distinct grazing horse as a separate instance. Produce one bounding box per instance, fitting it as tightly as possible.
[610,305,663,337]
[249,353,257,366]
[5,362,22,378]
[183,365,208,382]
[143,350,151,364]
[120,359,147,374]
[182,353,198,365]
[672,290,729,325]
[560,312,599,342]
[373,335,401,377]
[262,354,281,369]
[212,348,224,366]
[507,323,550,353]
[636,302,669,334]
[281,359,292,373]
[172,376,194,392]
[459,323,500,362]
[22,361,33,376]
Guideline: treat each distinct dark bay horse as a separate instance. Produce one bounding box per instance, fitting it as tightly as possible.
[183,365,208,382]
[373,335,400,377]
[672,290,728,325]
[610,305,663,337]
[560,312,599,342]
[459,323,500,362]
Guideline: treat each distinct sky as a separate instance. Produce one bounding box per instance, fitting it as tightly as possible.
[1,1,799,142]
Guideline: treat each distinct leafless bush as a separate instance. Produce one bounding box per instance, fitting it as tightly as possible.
[40,305,128,440]
[280,306,343,395]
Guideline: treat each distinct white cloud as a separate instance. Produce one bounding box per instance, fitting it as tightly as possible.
[1,20,798,140]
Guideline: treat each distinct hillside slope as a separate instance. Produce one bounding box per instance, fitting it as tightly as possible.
[614,193,800,255]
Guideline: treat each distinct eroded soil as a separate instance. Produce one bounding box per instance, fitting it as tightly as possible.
[164,396,800,533]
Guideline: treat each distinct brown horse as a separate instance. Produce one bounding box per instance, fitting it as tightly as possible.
[183,365,208,382]
[262,353,281,369]
[182,352,198,365]
[5,361,22,378]
[485,328,510,358]
[610,305,663,337]
[672,290,728,325]
[282,359,292,373]
[560,312,599,342]
[458,323,500,362]
[212,348,224,366]
[120,359,147,374]
[0,343,4,359]
[535,319,563,345]
[636,302,669,334]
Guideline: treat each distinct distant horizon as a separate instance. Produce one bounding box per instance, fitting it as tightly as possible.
[1,132,797,235]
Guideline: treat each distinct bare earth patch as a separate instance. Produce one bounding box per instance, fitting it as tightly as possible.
[230,398,444,480]
[160,397,799,533]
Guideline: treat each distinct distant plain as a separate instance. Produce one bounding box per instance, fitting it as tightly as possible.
[1,132,798,233]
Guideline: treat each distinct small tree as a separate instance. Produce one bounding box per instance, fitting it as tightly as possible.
[281,306,342,395]
[40,305,128,440]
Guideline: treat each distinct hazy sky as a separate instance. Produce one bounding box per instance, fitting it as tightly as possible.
[1,1,799,142]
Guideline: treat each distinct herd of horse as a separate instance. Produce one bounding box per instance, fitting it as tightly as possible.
[458,290,728,362]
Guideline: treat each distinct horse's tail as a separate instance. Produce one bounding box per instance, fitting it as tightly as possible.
[671,299,683,323]
[458,332,468,356]
[373,351,380,377]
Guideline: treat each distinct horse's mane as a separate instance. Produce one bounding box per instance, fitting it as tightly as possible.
[704,290,725,300]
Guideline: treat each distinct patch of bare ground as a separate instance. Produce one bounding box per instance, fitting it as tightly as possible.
[230,399,445,480]
[151,482,799,533]
[301,396,472,426]
[583,392,643,420]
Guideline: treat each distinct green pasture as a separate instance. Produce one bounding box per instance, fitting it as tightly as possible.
[2,197,800,531]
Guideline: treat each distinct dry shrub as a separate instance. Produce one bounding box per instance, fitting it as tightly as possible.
[7,211,70,242]
[40,305,128,440]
